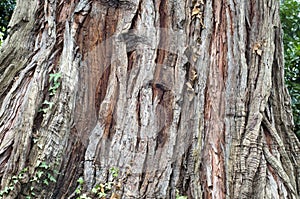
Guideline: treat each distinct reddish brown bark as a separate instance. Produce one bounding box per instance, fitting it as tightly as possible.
[0,0,299,198]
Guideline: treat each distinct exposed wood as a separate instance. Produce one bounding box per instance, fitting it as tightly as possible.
[0,0,299,198]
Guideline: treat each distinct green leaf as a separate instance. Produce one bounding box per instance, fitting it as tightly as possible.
[43,100,54,109]
[97,192,107,197]
[49,83,60,91]
[281,0,300,140]
[21,167,28,173]
[77,177,84,185]
[36,170,44,178]
[105,182,113,190]
[43,179,49,185]
[30,176,38,182]
[3,186,10,193]
[91,188,97,194]
[48,174,56,182]
[109,167,119,178]
[176,189,187,199]
[49,73,61,83]
[39,162,49,169]
[38,108,47,113]
[75,187,81,194]
[177,196,188,199]
[79,193,92,199]
[92,184,100,193]
[18,173,24,179]
[37,143,43,149]
[33,138,39,143]
[53,169,60,174]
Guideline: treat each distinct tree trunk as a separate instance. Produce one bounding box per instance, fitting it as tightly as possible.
[0,0,299,198]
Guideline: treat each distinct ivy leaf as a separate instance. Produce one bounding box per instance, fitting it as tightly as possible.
[109,167,119,178]
[49,73,61,83]
[43,179,49,185]
[3,186,10,193]
[36,170,44,178]
[75,188,81,194]
[48,173,56,182]
[43,100,54,109]
[92,184,100,193]
[39,162,49,169]
[77,177,84,185]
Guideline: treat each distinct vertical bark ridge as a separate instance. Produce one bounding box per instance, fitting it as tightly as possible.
[0,0,91,197]
[0,0,55,190]
[199,0,227,198]
[224,0,300,198]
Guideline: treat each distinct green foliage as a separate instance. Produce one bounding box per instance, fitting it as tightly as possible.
[77,177,84,185]
[38,72,61,114]
[0,160,58,198]
[109,167,119,178]
[75,177,84,195]
[176,189,187,199]
[280,0,300,138]
[0,0,298,138]
[0,167,28,198]
[26,160,57,198]
[49,72,62,95]
[75,167,122,199]
[39,100,54,113]
[0,0,15,45]
[77,193,92,199]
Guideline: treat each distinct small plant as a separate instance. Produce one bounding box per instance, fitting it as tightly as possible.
[75,177,93,199]
[75,167,122,199]
[176,189,187,199]
[109,167,119,178]
[91,167,121,198]
[25,161,58,198]
[91,182,115,198]
[38,100,54,113]
[75,177,84,196]
[0,167,28,198]
[35,161,57,185]
[38,72,61,114]
[77,193,92,199]
[48,72,61,96]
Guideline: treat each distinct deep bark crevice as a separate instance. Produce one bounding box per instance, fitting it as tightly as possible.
[0,0,299,198]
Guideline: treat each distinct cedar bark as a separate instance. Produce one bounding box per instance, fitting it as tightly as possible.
[0,0,299,198]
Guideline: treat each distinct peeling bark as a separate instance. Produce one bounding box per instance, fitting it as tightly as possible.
[0,0,299,198]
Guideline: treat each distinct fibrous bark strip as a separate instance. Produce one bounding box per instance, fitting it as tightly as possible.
[0,0,299,198]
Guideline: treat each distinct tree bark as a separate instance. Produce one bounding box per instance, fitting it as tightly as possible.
[0,0,299,198]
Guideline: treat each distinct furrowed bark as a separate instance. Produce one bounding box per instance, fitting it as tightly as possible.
[0,0,299,198]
